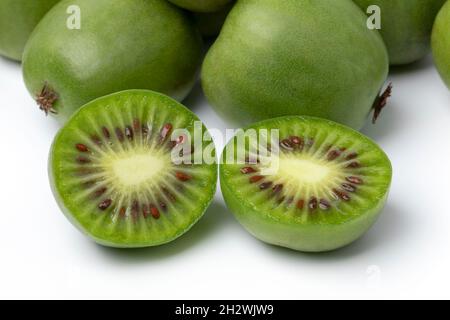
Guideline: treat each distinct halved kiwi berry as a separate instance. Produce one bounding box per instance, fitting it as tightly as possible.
[49,90,217,248]
[220,116,392,252]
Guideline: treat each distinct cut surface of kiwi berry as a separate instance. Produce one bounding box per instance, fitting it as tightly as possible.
[220,116,392,252]
[49,90,217,248]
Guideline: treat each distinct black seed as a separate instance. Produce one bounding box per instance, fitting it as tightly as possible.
[102,127,111,139]
[346,152,358,160]
[347,161,361,169]
[260,182,273,190]
[342,183,356,193]
[280,139,294,151]
[290,136,303,147]
[160,123,173,142]
[296,199,305,210]
[319,199,331,210]
[115,128,125,142]
[151,205,160,219]
[272,184,283,194]
[240,167,257,174]
[98,199,112,211]
[76,144,89,152]
[332,188,351,201]
[327,149,342,161]
[346,176,363,185]
[250,175,264,183]
[176,172,192,181]
[308,197,318,210]
[125,126,134,141]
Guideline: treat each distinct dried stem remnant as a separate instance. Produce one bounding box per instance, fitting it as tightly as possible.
[36,83,58,115]
[372,83,393,124]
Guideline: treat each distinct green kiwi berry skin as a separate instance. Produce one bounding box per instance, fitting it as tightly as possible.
[23,0,203,123]
[220,116,392,253]
[49,90,218,248]
[432,1,450,89]
[353,0,447,66]
[168,0,232,13]
[202,0,389,130]
[0,0,60,61]
[222,181,388,252]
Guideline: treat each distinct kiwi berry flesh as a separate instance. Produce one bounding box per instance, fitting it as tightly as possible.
[353,0,447,66]
[202,0,389,130]
[49,90,217,248]
[168,0,232,13]
[432,0,450,89]
[220,116,392,252]
[22,0,203,123]
[0,0,60,61]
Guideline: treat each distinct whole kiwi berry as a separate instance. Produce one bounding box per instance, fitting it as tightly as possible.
[22,0,203,123]
[0,0,60,61]
[168,0,232,13]
[354,0,447,66]
[202,0,390,130]
[49,90,218,248]
[220,116,392,252]
[432,0,450,90]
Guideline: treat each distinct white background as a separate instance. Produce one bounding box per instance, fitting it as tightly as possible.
[1,53,450,300]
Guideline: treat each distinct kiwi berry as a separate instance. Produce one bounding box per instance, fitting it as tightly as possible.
[49,90,217,248]
[353,0,447,66]
[432,0,450,89]
[220,116,392,252]
[23,0,203,122]
[202,0,390,130]
[0,0,60,61]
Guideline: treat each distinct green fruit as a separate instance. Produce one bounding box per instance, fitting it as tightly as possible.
[432,0,450,89]
[168,0,232,13]
[202,0,389,130]
[49,90,217,248]
[23,0,203,122]
[354,0,447,65]
[220,116,392,252]
[194,1,234,38]
[0,0,60,61]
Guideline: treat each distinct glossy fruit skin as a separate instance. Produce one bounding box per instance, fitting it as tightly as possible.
[0,0,60,61]
[202,0,389,130]
[168,0,232,13]
[220,116,392,252]
[22,0,203,122]
[432,1,450,89]
[354,0,447,66]
[49,90,218,248]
